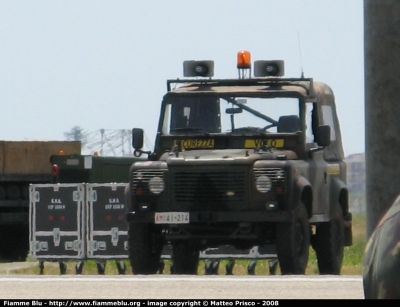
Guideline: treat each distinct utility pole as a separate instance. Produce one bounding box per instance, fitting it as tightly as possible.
[364,0,400,237]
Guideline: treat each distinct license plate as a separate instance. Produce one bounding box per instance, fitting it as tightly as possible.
[155,212,190,224]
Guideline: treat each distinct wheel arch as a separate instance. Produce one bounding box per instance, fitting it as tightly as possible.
[294,176,313,219]
[331,177,349,217]
[124,183,133,212]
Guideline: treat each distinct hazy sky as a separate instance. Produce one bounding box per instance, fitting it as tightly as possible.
[0,1,364,156]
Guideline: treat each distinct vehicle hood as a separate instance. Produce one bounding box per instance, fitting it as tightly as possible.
[160,148,298,166]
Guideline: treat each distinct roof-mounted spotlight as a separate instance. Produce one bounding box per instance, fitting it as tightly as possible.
[254,60,285,77]
[183,60,214,77]
[237,50,251,79]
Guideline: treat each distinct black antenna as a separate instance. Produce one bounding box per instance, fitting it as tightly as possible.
[297,31,305,78]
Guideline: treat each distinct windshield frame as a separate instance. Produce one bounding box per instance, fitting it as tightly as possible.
[157,91,305,137]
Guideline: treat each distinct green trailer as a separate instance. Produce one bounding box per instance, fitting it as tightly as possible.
[50,154,141,184]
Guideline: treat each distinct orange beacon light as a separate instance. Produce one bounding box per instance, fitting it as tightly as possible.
[237,50,251,69]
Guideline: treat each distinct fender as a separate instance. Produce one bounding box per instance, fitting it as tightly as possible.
[330,177,349,216]
[124,183,133,212]
[292,175,313,218]
[330,177,352,245]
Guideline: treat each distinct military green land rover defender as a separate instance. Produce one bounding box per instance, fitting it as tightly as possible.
[126,51,352,275]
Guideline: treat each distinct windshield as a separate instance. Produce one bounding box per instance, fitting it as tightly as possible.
[161,95,301,135]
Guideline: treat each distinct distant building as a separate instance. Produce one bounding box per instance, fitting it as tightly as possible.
[345,153,365,194]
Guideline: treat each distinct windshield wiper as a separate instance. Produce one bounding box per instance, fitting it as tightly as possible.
[223,97,279,126]
[230,127,269,136]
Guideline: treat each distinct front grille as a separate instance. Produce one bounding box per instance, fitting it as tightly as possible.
[131,169,164,195]
[253,168,286,194]
[172,168,248,208]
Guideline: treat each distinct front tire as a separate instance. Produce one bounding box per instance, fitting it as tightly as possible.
[128,223,162,274]
[313,204,344,275]
[276,203,310,274]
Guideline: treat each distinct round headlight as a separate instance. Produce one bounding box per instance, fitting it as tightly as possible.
[255,175,272,193]
[148,177,164,194]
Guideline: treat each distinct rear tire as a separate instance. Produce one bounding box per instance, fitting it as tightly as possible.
[313,204,344,275]
[172,242,199,275]
[276,203,310,274]
[128,223,162,274]
[0,225,29,262]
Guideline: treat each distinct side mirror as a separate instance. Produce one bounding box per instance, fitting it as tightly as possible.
[317,125,331,147]
[132,128,144,149]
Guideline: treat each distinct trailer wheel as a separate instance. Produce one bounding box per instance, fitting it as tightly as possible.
[225,260,235,275]
[276,202,310,274]
[128,223,162,275]
[313,203,344,275]
[171,242,199,275]
[205,260,219,275]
